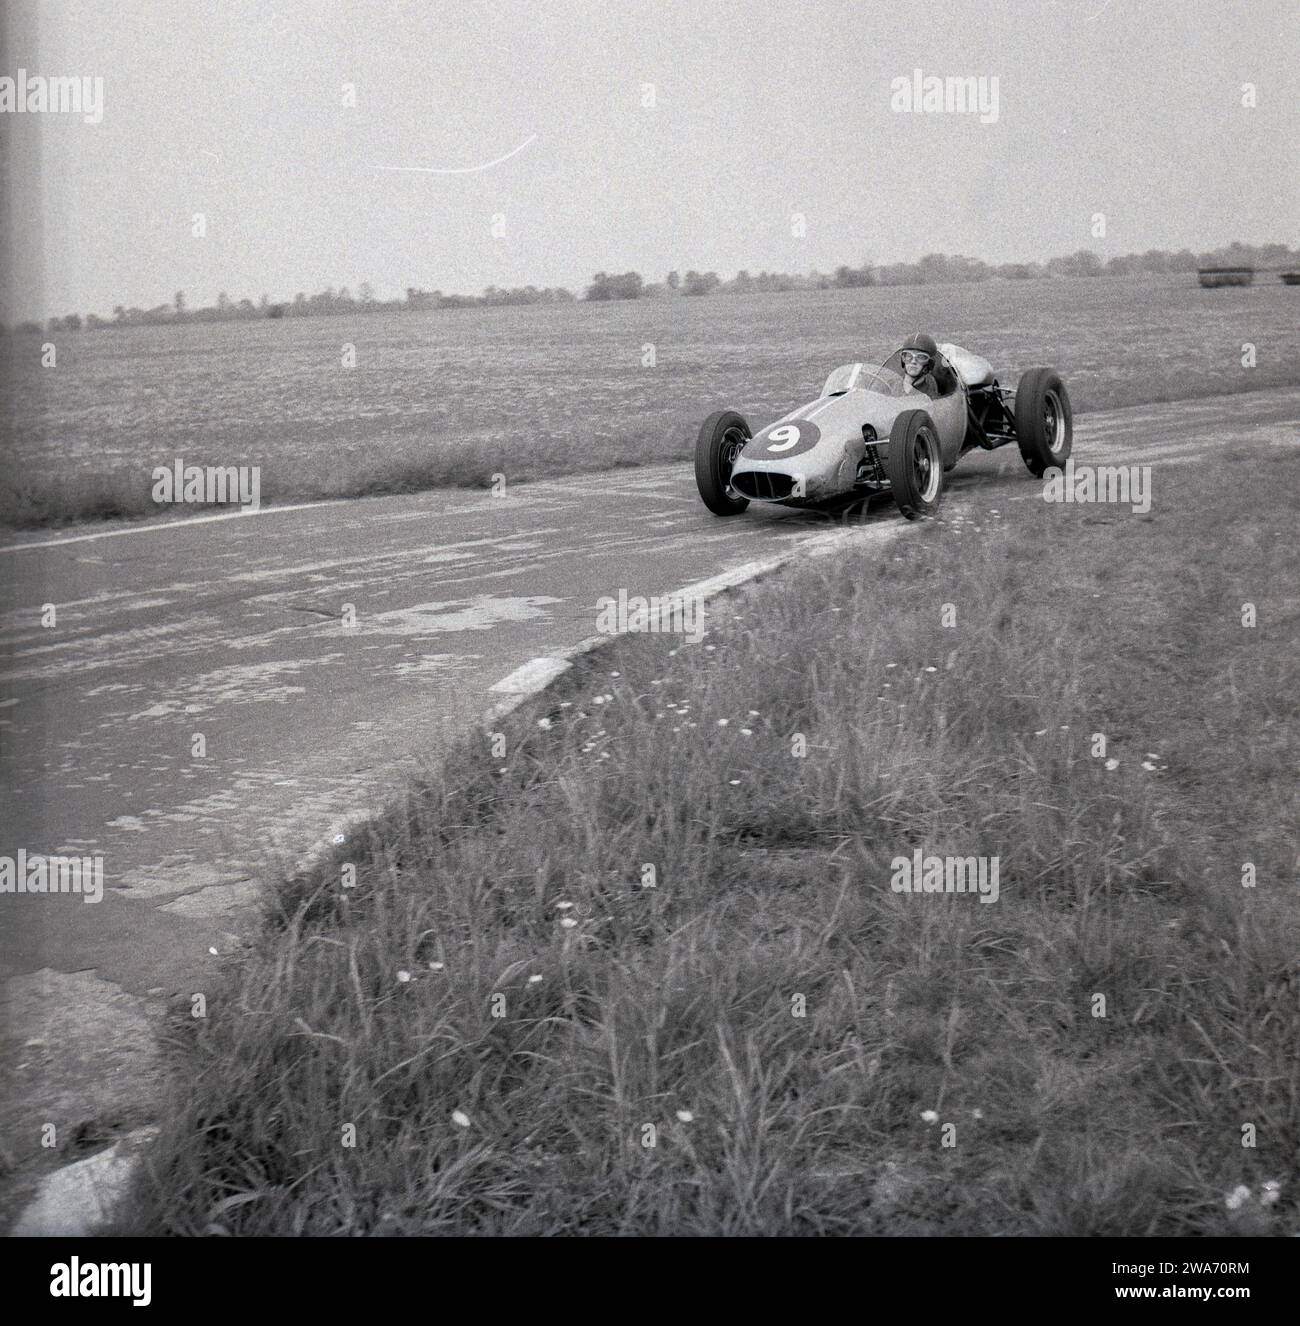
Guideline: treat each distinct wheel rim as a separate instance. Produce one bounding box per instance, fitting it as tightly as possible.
[1043,390,1066,455]
[722,425,747,490]
[912,429,940,502]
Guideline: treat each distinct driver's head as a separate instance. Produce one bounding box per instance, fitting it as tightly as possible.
[900,332,937,379]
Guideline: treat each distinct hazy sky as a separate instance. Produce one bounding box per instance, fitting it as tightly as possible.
[3,0,1297,320]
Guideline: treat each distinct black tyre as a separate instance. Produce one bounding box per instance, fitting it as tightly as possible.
[885,410,944,519]
[694,410,750,516]
[1014,368,1072,476]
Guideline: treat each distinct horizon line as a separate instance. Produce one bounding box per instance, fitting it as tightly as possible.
[12,238,1299,328]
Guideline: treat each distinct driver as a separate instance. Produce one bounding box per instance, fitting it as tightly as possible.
[898,332,939,398]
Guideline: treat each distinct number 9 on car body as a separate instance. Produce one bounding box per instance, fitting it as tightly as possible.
[748,419,821,460]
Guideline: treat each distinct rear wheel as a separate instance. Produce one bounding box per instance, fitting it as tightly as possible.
[694,410,750,515]
[1014,368,1072,476]
[886,410,944,519]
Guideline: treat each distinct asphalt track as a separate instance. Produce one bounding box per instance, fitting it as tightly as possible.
[1,386,1297,1226]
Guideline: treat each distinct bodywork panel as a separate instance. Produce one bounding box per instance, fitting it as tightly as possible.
[730,377,967,504]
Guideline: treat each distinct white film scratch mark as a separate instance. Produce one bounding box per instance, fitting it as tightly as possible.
[373,134,537,176]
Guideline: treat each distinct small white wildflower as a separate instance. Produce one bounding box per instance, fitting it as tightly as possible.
[429,961,445,971]
[451,1110,471,1129]
[609,671,620,678]
[396,970,412,983]
[1261,1180,1282,1207]
[668,649,678,657]
[555,900,574,910]
[740,728,753,736]
[332,833,346,845]
[728,778,741,785]
[716,718,729,727]
[560,916,578,929]
[1104,758,1119,771]
[676,1109,694,1123]
[528,974,543,985]
[208,946,219,956]
[1141,760,1157,771]
[537,717,552,729]
[886,663,897,669]
[924,666,937,673]
[1033,729,1048,736]
[705,645,716,652]
[1225,1184,1251,1211]
[747,710,759,717]
[972,1108,984,1120]
[920,1109,939,1124]
[592,696,605,705]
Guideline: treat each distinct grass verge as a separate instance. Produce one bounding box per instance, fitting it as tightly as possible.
[4,378,1297,532]
[0,422,679,531]
[123,446,1298,1234]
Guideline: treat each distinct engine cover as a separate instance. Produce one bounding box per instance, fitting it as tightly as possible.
[939,343,995,388]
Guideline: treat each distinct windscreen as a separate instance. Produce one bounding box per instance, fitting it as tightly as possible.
[820,362,906,397]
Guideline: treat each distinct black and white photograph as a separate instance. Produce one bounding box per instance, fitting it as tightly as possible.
[1,0,1297,1294]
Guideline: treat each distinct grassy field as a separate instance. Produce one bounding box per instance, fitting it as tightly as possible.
[5,275,1300,529]
[121,442,1299,1236]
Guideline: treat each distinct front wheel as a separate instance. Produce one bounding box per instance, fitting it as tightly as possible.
[1014,368,1072,476]
[886,410,944,519]
[694,410,750,515]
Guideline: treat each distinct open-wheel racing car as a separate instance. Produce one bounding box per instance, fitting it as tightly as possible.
[694,342,1072,520]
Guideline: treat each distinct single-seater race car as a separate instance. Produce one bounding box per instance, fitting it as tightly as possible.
[694,342,1072,519]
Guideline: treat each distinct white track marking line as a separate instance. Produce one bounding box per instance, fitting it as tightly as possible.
[0,473,697,556]
[0,499,353,554]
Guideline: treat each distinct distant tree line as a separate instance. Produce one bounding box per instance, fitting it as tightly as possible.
[8,282,575,335]
[582,243,1300,302]
[6,242,1296,333]
[403,285,575,312]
